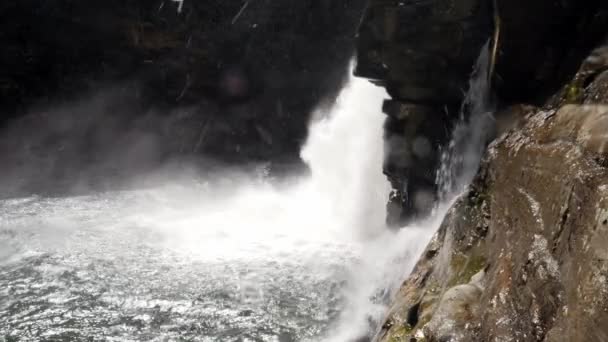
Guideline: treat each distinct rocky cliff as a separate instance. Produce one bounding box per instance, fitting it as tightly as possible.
[372,33,608,342]
[356,0,608,224]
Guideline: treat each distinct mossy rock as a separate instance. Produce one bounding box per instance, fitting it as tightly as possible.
[387,323,414,342]
[448,252,487,287]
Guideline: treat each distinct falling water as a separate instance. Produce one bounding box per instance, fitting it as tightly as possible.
[328,43,497,340]
[333,42,497,340]
[437,41,495,197]
[0,70,428,341]
[0,42,494,339]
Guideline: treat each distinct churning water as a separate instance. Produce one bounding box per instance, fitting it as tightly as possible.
[0,75,441,341]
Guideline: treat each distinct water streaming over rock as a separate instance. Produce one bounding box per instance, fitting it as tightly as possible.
[0,44,494,339]
[437,41,496,198]
[0,71,426,342]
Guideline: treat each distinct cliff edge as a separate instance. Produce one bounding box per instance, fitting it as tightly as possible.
[375,46,608,342]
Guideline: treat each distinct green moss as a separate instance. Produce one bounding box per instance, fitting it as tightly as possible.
[448,252,486,287]
[565,83,583,104]
[387,324,413,342]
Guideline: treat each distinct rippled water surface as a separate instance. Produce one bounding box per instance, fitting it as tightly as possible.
[0,187,357,341]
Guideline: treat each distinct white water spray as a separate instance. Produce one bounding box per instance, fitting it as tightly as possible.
[126,71,393,264]
[1,49,493,339]
[1,68,441,341]
[329,43,497,341]
[301,76,390,238]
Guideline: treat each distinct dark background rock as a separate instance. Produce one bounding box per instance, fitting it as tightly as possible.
[372,38,608,342]
[0,0,366,196]
[493,0,608,104]
[354,0,608,224]
[355,0,492,106]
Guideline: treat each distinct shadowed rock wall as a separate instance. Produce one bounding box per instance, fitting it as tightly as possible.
[1,1,365,122]
[373,37,608,342]
[355,0,608,224]
[0,0,366,196]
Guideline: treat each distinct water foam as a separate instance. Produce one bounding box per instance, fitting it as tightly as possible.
[327,43,496,340]
[1,71,423,341]
[1,52,492,340]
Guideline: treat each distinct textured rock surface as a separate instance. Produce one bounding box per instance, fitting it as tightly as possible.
[355,0,491,104]
[374,52,608,342]
[355,0,608,224]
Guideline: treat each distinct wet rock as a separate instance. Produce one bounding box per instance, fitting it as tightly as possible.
[543,105,608,159]
[356,1,608,224]
[586,70,608,104]
[383,101,453,224]
[374,193,490,341]
[549,43,608,107]
[375,98,608,341]
[355,0,492,104]
[424,270,485,341]
[357,1,608,105]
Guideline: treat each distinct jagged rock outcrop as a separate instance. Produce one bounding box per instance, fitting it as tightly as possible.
[356,0,493,223]
[356,0,608,106]
[355,0,608,224]
[374,47,608,342]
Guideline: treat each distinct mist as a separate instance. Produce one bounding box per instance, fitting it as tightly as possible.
[0,70,438,341]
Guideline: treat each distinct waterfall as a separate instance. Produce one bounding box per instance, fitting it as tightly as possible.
[0,66,396,341]
[0,51,496,340]
[327,43,497,340]
[437,41,496,198]
[301,73,390,237]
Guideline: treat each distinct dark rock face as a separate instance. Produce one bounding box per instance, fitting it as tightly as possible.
[493,0,608,104]
[355,0,492,105]
[356,0,493,224]
[382,101,454,225]
[0,0,366,195]
[372,45,608,342]
[1,0,365,120]
[356,0,608,105]
[355,0,608,224]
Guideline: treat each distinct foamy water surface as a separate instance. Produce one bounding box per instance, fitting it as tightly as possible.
[0,76,441,341]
